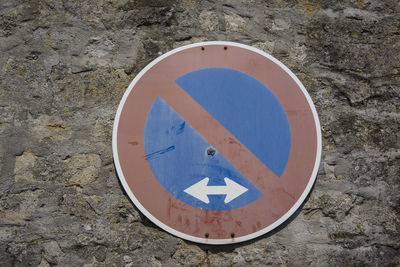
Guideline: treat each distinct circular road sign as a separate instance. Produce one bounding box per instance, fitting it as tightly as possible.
[113,41,321,245]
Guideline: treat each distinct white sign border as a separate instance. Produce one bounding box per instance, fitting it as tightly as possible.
[112,41,322,245]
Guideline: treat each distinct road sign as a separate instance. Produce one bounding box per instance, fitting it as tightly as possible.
[113,41,321,244]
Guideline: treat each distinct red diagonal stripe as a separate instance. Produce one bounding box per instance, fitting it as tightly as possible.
[158,81,285,195]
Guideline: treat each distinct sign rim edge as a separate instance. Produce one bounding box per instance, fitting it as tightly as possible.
[112,41,322,245]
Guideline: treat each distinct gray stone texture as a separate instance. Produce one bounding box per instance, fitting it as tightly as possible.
[0,0,399,266]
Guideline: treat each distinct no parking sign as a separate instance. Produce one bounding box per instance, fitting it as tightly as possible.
[113,42,321,244]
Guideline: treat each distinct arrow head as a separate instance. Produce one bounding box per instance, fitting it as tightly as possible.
[223,177,248,203]
[184,177,211,204]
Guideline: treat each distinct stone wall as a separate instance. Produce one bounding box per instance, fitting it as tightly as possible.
[0,0,399,266]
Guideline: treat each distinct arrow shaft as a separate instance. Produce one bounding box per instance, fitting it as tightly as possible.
[203,185,229,195]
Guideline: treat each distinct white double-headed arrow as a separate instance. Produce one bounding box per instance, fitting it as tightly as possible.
[184,177,248,204]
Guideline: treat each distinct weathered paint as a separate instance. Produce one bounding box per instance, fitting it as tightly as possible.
[144,96,263,210]
[113,41,321,244]
[175,67,291,177]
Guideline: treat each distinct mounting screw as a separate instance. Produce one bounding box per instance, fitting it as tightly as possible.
[224,46,228,50]
[205,233,209,238]
[231,233,235,238]
[201,47,205,51]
